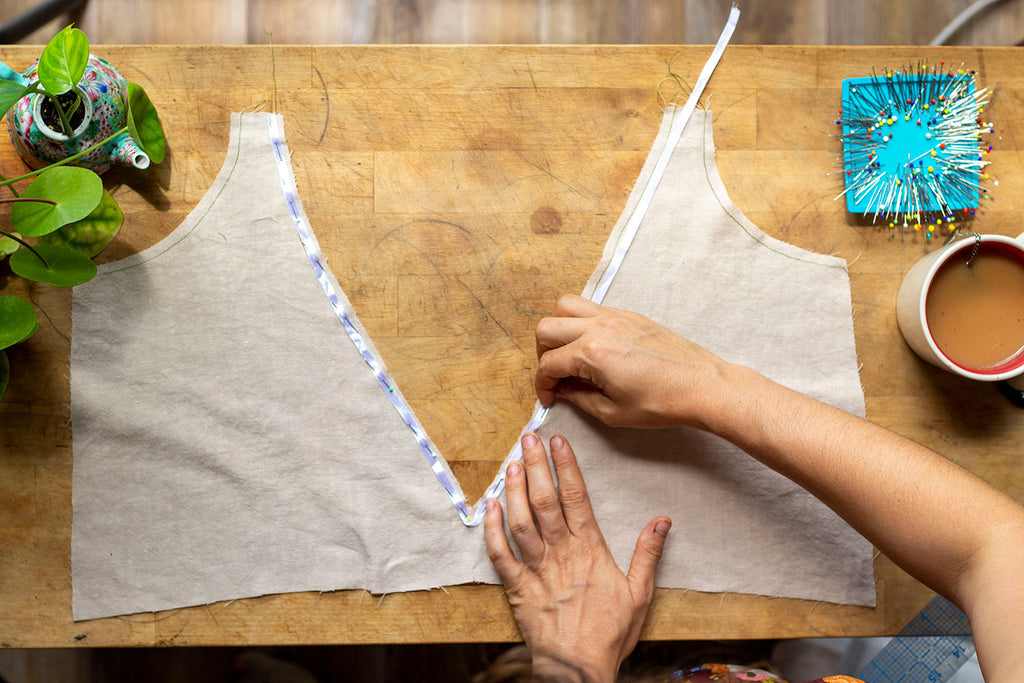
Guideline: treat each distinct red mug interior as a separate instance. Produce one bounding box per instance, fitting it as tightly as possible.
[924,239,1024,377]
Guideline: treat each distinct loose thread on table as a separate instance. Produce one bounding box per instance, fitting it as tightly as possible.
[266,30,278,114]
[657,51,694,109]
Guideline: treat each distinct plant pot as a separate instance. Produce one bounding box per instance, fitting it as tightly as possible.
[32,84,95,141]
[5,54,150,173]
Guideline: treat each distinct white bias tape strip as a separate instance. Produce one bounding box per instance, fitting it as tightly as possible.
[270,6,740,526]
[590,4,740,303]
[266,114,475,522]
[487,7,741,527]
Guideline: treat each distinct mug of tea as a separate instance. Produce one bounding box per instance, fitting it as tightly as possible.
[896,232,1024,389]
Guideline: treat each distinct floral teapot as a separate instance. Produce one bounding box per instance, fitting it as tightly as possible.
[2,53,150,174]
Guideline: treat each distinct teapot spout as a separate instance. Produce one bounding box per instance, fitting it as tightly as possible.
[111,132,151,170]
[0,60,29,87]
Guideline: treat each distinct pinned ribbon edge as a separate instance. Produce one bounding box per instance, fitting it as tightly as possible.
[268,4,741,527]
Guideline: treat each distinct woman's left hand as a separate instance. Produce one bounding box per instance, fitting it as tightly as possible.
[484,433,671,683]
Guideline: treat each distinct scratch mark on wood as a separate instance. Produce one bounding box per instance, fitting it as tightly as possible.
[314,66,329,144]
[456,276,524,354]
[524,157,589,201]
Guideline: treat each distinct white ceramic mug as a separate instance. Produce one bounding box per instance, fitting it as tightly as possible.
[896,232,1024,383]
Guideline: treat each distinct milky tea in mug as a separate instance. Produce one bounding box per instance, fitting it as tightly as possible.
[924,241,1024,374]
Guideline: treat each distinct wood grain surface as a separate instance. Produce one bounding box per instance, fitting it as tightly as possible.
[7,0,1024,46]
[1,44,1022,647]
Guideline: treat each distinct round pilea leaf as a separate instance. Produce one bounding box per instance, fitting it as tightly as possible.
[127,82,166,164]
[9,243,98,287]
[11,166,103,237]
[39,189,123,258]
[0,295,39,351]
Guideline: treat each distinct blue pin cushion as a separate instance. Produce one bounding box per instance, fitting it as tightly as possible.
[839,71,985,222]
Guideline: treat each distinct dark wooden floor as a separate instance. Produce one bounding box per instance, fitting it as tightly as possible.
[4,0,1024,46]
[0,640,780,683]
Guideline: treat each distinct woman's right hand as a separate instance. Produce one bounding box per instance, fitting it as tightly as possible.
[534,294,736,430]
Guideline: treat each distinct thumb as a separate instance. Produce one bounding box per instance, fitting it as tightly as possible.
[626,517,671,603]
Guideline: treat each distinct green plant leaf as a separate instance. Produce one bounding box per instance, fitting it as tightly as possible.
[126,82,166,164]
[9,244,97,286]
[0,294,39,350]
[0,78,31,115]
[0,232,21,258]
[11,166,103,237]
[0,349,9,401]
[37,25,90,95]
[38,189,123,258]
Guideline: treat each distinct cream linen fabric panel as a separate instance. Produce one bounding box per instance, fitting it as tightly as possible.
[537,108,875,605]
[71,109,873,621]
[71,114,496,620]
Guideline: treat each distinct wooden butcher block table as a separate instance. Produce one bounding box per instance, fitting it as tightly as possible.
[1,45,1022,647]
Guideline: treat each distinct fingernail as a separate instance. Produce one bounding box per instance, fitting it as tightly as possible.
[486,499,498,512]
[507,462,522,477]
[654,519,671,537]
[550,435,565,451]
[522,433,538,449]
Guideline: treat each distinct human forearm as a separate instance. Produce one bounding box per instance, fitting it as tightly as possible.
[704,363,1024,612]
[534,294,1024,678]
[535,294,1023,602]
